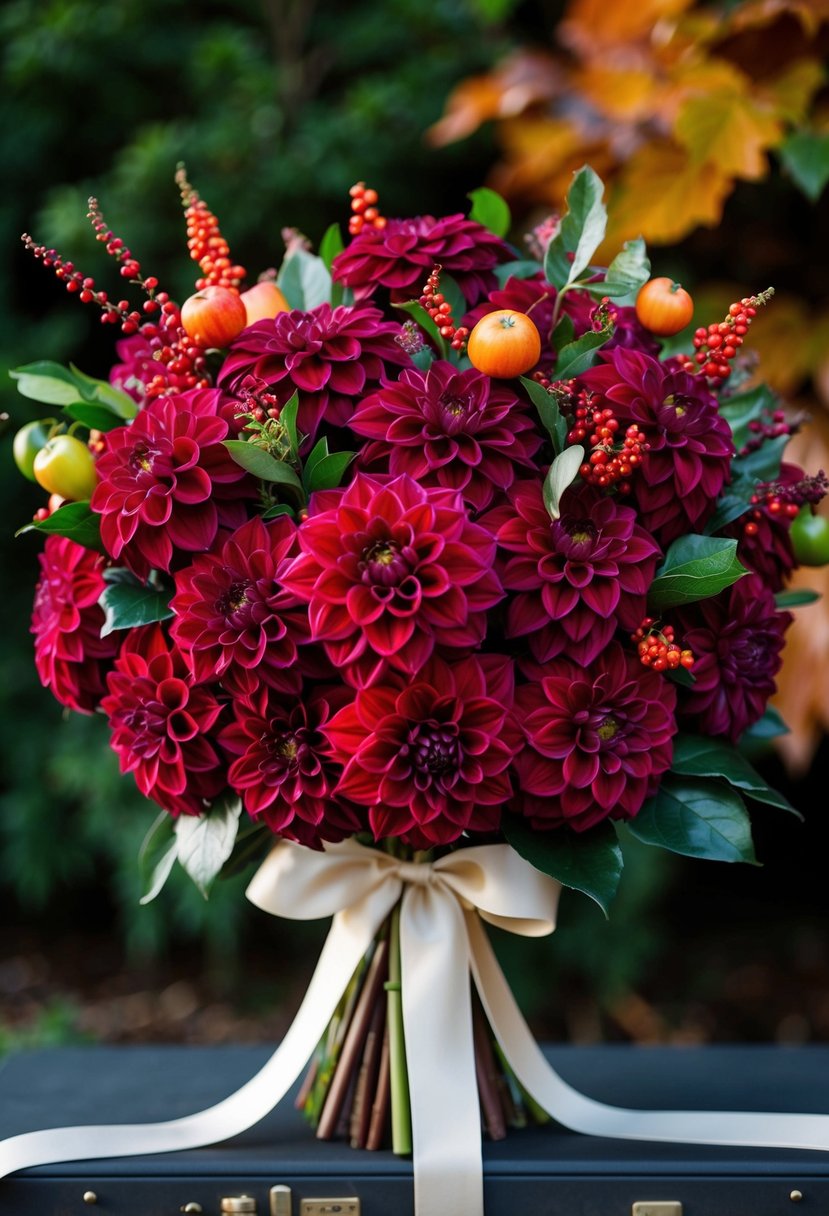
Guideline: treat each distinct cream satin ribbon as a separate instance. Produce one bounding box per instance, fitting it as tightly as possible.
[2,838,829,1216]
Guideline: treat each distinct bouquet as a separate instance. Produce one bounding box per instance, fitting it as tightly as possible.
[9,165,827,1166]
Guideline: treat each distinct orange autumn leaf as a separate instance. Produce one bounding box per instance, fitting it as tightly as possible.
[572,65,665,123]
[559,0,694,54]
[760,58,827,124]
[490,116,598,201]
[726,0,829,38]
[675,88,783,180]
[426,51,561,148]
[748,297,829,395]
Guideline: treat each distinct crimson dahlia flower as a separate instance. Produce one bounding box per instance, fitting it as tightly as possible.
[170,515,310,700]
[349,361,540,511]
[91,388,250,577]
[280,473,503,687]
[485,484,659,665]
[220,685,363,848]
[100,625,225,817]
[218,302,407,443]
[675,573,791,743]
[513,642,677,832]
[332,214,509,305]
[579,349,733,544]
[323,654,518,846]
[31,536,120,713]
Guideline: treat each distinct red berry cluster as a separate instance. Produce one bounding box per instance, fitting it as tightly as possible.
[419,265,469,351]
[743,471,829,538]
[632,618,694,672]
[176,165,246,292]
[566,394,649,493]
[348,182,387,237]
[684,288,774,381]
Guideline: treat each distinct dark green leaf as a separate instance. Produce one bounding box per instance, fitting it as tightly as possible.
[554,328,613,379]
[17,500,103,551]
[302,436,330,489]
[584,236,650,304]
[544,165,607,290]
[495,259,541,286]
[278,249,331,311]
[99,579,174,637]
[503,814,623,917]
[627,777,757,863]
[779,129,829,202]
[318,222,345,272]
[551,314,575,352]
[468,186,511,238]
[223,440,304,493]
[648,535,747,611]
[775,588,821,608]
[393,299,447,357]
[175,796,243,898]
[261,503,296,520]
[439,273,467,331]
[63,401,126,432]
[410,346,435,371]
[279,390,300,459]
[519,376,568,454]
[732,434,788,485]
[704,489,752,535]
[667,665,696,688]
[742,705,789,741]
[138,812,177,906]
[718,384,777,452]
[305,450,355,493]
[542,446,584,519]
[670,733,800,816]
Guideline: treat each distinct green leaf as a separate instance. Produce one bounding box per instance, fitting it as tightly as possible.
[305,450,355,493]
[261,503,296,520]
[543,166,607,290]
[175,796,243,899]
[99,577,174,638]
[775,588,821,608]
[519,376,568,454]
[68,364,138,418]
[648,535,747,611]
[667,665,696,688]
[223,440,304,494]
[495,259,542,287]
[10,361,88,405]
[742,705,789,741]
[554,328,613,379]
[670,733,800,817]
[318,222,345,272]
[439,273,467,331]
[16,500,103,551]
[732,434,788,485]
[779,129,829,202]
[393,299,447,357]
[302,436,330,489]
[542,445,584,520]
[278,249,332,311]
[468,186,511,238]
[704,489,752,535]
[63,401,126,432]
[138,812,177,906]
[718,384,777,452]
[584,237,650,305]
[551,314,575,352]
[279,390,300,459]
[503,814,623,917]
[627,777,757,864]
[410,346,435,372]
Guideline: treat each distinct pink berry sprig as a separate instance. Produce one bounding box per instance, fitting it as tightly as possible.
[348,181,387,237]
[176,165,246,292]
[680,288,774,382]
[419,265,469,352]
[631,618,695,673]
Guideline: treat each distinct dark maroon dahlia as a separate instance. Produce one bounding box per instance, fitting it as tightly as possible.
[220,684,363,848]
[169,516,310,700]
[331,214,510,305]
[100,624,226,817]
[349,361,541,512]
[323,654,518,846]
[579,349,733,545]
[675,573,792,744]
[217,302,408,443]
[484,483,659,666]
[31,536,120,713]
[280,473,504,687]
[513,642,677,832]
[90,388,251,577]
[723,463,807,593]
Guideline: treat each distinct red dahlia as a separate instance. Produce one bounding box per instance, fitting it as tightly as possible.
[349,360,541,511]
[485,484,659,665]
[218,302,407,444]
[280,473,503,687]
[331,213,510,305]
[323,654,518,846]
[169,516,310,700]
[90,388,250,577]
[513,642,677,832]
[100,625,225,817]
[31,536,120,713]
[579,349,733,545]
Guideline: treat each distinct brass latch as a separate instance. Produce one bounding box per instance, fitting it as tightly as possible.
[300,1201,360,1216]
[632,1204,683,1216]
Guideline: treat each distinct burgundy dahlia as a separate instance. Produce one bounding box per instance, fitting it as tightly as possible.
[513,642,677,832]
[280,473,503,687]
[90,388,251,577]
[31,536,120,713]
[218,302,407,443]
[323,654,518,846]
[349,361,541,512]
[109,332,157,406]
[579,349,733,545]
[485,483,660,665]
[169,516,310,700]
[675,573,792,743]
[332,213,510,305]
[220,684,363,848]
[100,625,226,817]
[724,463,806,593]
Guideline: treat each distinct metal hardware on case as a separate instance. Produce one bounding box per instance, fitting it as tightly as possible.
[632,1205,683,1216]
[82,1192,98,1205]
[790,1191,804,1202]
[181,1205,204,1213]
[300,1200,360,1216]
[270,1184,292,1216]
[221,1198,258,1213]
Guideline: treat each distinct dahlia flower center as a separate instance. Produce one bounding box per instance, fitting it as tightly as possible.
[360,539,409,587]
[129,440,163,475]
[725,630,768,680]
[216,579,251,618]
[597,715,619,741]
[411,722,460,778]
[440,391,470,417]
[262,726,317,773]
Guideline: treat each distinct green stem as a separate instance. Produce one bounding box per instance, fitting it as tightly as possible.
[387,902,412,1155]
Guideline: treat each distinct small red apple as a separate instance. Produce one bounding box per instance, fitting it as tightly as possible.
[180,286,247,349]
[241,280,290,325]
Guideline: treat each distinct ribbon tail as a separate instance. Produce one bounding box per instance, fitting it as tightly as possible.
[467,913,829,1154]
[400,886,484,1216]
[0,910,379,1180]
